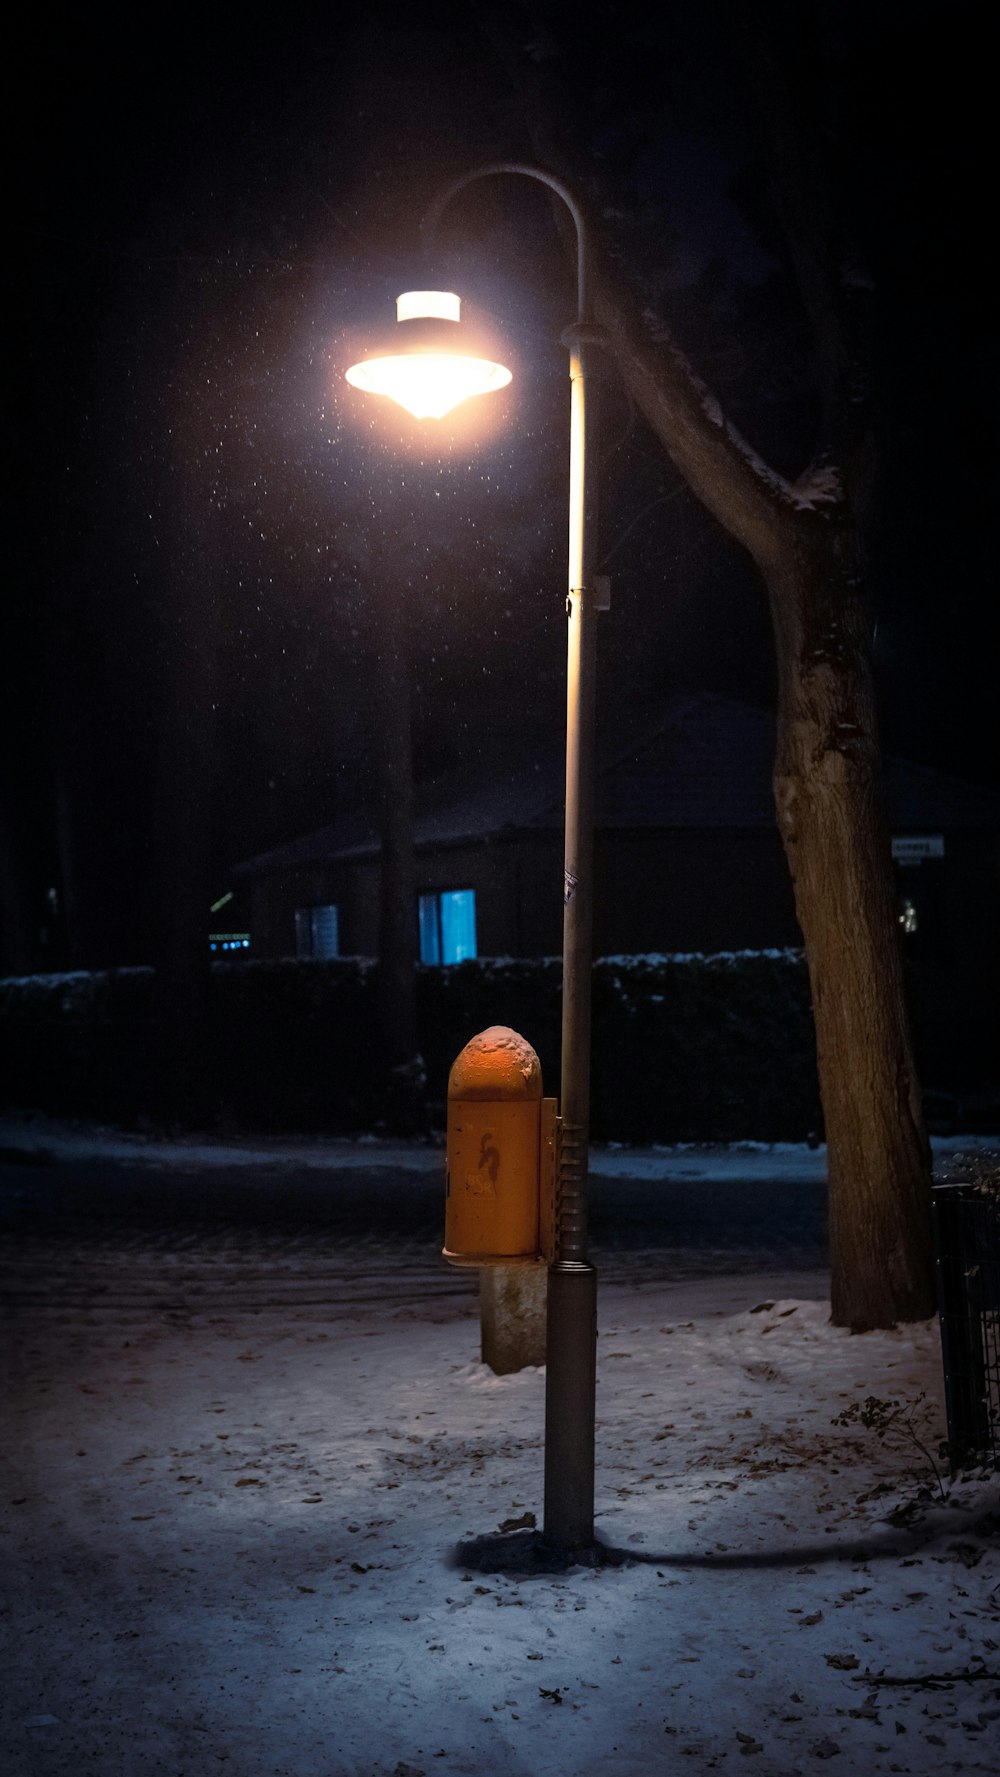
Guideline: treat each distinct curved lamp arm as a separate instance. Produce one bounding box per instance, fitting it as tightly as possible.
[420,161,590,325]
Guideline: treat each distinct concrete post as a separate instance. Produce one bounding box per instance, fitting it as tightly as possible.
[480,1266,547,1374]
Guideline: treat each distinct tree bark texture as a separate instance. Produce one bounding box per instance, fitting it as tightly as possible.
[597,272,935,1327]
[766,540,934,1328]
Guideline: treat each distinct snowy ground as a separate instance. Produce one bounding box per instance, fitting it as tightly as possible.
[1,1118,998,1775]
[3,1112,997,1179]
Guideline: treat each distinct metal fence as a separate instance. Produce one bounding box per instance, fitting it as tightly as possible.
[933,1170,1000,1470]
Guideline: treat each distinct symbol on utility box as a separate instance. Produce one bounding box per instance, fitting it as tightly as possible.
[469,1132,500,1196]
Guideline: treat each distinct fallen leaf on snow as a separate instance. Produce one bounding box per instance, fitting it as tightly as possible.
[499,1512,536,1532]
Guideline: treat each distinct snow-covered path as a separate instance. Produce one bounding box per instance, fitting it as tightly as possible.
[3,1275,997,1771]
[1,1117,997,1774]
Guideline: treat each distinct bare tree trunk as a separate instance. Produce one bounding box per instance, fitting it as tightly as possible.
[767,543,934,1327]
[368,535,426,1135]
[148,313,225,1131]
[149,528,220,1130]
[0,776,32,975]
[600,290,935,1326]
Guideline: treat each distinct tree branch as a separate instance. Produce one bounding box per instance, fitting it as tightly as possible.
[469,0,805,569]
[589,248,795,570]
[731,5,874,480]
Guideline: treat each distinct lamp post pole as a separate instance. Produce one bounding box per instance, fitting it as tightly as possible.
[548,314,600,1552]
[422,165,603,1552]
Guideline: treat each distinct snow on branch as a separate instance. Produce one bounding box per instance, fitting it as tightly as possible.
[638,300,847,527]
[789,463,844,511]
[637,304,795,503]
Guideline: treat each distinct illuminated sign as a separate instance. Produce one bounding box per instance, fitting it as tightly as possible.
[891,836,944,864]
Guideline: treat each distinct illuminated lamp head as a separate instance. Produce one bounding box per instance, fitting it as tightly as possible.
[345,291,512,420]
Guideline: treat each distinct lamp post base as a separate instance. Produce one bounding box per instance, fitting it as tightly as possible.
[452,1525,624,1575]
[543,1259,597,1551]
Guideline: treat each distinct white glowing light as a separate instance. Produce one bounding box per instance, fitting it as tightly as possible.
[345,353,511,420]
[396,290,461,322]
[347,289,512,419]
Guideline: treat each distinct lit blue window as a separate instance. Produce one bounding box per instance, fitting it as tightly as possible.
[418,894,441,965]
[295,904,339,960]
[418,889,476,966]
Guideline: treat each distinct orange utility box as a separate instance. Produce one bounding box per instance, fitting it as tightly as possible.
[444,1025,558,1267]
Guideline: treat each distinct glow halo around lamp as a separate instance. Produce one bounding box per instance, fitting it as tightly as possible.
[345,290,512,420]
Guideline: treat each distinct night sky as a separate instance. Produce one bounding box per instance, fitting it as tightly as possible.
[9,0,997,970]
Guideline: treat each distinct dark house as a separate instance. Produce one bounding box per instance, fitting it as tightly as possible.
[233,695,1000,1089]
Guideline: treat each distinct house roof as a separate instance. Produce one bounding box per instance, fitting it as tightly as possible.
[234,693,1000,877]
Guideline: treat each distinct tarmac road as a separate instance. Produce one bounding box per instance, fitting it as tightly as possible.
[0,1128,831,1325]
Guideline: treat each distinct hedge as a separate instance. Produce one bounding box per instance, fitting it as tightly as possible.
[0,950,821,1141]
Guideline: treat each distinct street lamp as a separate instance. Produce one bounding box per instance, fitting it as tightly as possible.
[345,289,511,418]
[346,163,605,1555]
